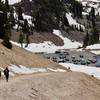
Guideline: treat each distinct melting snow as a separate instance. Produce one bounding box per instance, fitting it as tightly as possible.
[86,44,100,50]
[60,63,100,79]
[11,30,82,53]
[0,65,67,76]
[91,50,100,55]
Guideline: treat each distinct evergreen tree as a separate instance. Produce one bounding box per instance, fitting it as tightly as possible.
[2,0,12,49]
[69,0,83,18]
[89,7,95,26]
[9,7,15,29]
[63,14,69,27]
[22,19,30,47]
[18,33,24,48]
[0,0,6,39]
[18,7,23,21]
[33,0,65,32]
[90,27,99,44]
[83,31,89,48]
[5,0,9,11]
[17,7,24,31]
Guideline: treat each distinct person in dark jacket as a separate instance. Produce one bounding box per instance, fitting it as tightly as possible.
[4,67,9,82]
[0,70,1,77]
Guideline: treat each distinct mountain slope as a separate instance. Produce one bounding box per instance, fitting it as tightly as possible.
[0,39,63,69]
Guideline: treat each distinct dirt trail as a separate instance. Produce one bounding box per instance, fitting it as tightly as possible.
[0,72,100,100]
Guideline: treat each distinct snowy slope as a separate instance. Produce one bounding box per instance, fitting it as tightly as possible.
[66,13,85,30]
[11,30,82,53]
[77,0,100,15]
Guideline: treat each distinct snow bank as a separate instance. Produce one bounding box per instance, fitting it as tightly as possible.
[60,63,100,79]
[91,50,100,55]
[86,44,100,50]
[85,44,100,54]
[9,65,47,75]
[47,68,66,72]
[0,65,67,76]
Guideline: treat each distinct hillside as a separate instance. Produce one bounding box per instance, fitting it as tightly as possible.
[0,72,100,100]
[0,39,63,69]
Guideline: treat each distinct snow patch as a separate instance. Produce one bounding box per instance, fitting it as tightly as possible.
[9,65,47,75]
[47,68,66,72]
[86,44,100,50]
[91,50,100,55]
[60,63,100,79]
[66,13,85,30]
[0,65,67,76]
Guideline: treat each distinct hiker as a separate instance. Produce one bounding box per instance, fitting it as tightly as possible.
[0,70,1,77]
[4,67,9,82]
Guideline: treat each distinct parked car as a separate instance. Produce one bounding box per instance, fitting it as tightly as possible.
[95,62,100,67]
[52,57,57,62]
[88,58,97,63]
[80,59,87,65]
[59,54,66,59]
[55,50,61,54]
[73,60,79,64]
[79,55,84,58]
[63,51,69,55]
[86,59,91,64]
[56,57,66,63]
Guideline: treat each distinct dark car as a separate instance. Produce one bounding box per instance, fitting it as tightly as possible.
[80,59,87,65]
[95,62,100,67]
[88,58,97,63]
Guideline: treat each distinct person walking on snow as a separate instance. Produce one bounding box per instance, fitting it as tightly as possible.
[4,67,9,82]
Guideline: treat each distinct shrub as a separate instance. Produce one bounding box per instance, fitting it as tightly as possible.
[2,40,12,49]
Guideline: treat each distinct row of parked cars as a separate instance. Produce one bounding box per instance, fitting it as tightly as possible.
[51,50,100,66]
[45,50,100,67]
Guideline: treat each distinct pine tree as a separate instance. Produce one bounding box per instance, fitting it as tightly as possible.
[17,7,24,31]
[18,33,24,48]
[9,7,15,29]
[83,31,89,48]
[63,14,69,27]
[0,0,6,39]
[22,19,30,47]
[33,0,65,32]
[89,7,95,27]
[18,7,23,21]
[90,27,99,44]
[2,0,12,49]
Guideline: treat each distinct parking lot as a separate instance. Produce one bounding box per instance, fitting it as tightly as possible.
[41,49,100,67]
